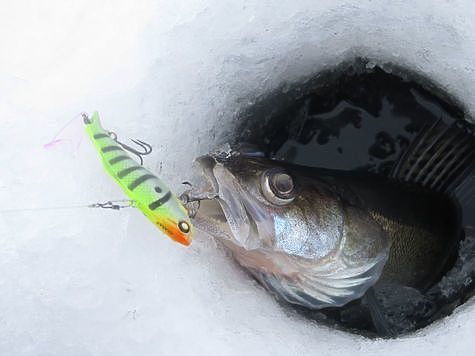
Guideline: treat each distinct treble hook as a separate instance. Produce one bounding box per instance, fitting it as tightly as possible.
[108,131,152,165]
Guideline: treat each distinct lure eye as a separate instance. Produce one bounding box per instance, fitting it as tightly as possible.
[178,220,191,234]
[261,168,296,206]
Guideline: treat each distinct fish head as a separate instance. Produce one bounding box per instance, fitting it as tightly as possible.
[193,144,343,256]
[190,144,390,309]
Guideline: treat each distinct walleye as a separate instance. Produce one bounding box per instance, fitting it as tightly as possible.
[183,119,473,309]
[83,112,192,246]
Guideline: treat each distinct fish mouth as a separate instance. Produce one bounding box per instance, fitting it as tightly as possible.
[191,154,268,250]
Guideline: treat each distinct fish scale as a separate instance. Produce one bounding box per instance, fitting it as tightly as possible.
[83,111,192,246]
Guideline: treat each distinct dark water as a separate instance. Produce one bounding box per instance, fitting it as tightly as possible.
[233,59,475,337]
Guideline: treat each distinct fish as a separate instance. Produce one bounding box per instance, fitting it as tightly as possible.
[83,111,192,246]
[182,119,473,310]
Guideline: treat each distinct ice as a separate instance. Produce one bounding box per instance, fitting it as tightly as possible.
[0,0,474,355]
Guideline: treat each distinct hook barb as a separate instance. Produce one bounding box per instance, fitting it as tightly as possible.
[112,135,153,165]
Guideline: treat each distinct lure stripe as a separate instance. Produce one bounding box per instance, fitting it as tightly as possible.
[109,155,132,165]
[83,111,192,246]
[149,191,172,210]
[128,174,156,191]
[117,166,143,179]
[101,145,123,153]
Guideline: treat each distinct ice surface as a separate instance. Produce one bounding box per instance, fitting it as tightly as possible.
[0,0,474,355]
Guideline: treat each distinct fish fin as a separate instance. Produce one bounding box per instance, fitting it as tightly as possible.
[255,248,389,310]
[454,171,475,206]
[365,284,436,337]
[363,288,398,338]
[390,119,475,196]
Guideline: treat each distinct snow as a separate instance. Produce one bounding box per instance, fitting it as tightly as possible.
[0,0,474,355]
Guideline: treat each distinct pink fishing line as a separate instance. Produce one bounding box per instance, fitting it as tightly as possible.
[43,113,85,154]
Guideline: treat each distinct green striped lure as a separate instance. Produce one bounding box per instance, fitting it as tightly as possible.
[83,112,192,246]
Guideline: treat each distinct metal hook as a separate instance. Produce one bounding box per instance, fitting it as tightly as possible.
[88,200,135,210]
[179,192,201,219]
[108,132,152,165]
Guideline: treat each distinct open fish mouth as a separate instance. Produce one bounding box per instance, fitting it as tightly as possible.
[189,153,270,251]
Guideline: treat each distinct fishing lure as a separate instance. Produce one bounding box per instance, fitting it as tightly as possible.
[83,111,192,246]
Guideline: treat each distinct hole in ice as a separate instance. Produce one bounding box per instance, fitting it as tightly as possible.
[230,58,475,337]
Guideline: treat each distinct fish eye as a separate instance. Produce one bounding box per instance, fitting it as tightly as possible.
[178,220,190,234]
[261,168,296,206]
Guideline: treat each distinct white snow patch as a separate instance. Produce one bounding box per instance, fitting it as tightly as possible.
[0,0,474,355]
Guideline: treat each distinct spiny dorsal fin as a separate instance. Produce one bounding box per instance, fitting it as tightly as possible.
[455,172,475,206]
[390,118,474,197]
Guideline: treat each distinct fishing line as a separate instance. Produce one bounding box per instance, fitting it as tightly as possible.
[0,199,135,214]
[43,112,84,148]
